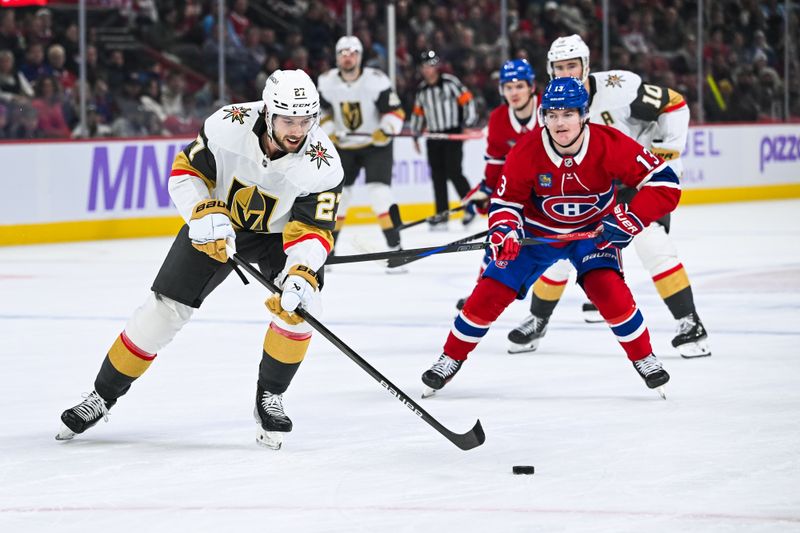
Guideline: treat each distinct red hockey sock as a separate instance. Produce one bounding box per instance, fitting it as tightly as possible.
[443,277,517,360]
[582,269,652,361]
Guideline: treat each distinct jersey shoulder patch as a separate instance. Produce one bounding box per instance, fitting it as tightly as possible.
[298,129,344,190]
[590,70,641,109]
[203,101,261,152]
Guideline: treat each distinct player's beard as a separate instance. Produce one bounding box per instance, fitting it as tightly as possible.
[340,64,359,76]
[274,132,307,153]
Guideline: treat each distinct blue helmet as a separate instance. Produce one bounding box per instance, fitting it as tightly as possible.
[499,59,535,88]
[540,77,589,117]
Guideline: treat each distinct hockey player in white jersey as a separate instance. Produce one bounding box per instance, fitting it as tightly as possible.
[507,34,710,359]
[57,70,344,450]
[317,36,407,272]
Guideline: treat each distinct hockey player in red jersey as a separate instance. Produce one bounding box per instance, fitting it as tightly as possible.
[455,58,538,308]
[508,34,710,358]
[421,77,680,398]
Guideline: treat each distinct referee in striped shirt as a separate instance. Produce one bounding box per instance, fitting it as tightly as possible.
[410,50,479,229]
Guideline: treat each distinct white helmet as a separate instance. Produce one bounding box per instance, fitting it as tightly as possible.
[335,35,363,55]
[261,69,320,139]
[547,34,590,82]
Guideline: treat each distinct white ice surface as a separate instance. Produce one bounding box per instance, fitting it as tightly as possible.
[1,200,799,532]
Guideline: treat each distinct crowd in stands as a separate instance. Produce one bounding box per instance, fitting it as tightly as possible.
[0,0,797,141]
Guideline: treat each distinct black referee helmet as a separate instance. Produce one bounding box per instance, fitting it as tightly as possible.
[419,50,440,66]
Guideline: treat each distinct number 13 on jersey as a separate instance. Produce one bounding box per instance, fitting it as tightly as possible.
[636,148,662,171]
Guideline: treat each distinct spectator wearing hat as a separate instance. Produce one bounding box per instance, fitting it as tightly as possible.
[410,50,478,230]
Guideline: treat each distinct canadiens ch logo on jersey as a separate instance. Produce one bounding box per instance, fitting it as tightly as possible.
[304,141,333,169]
[222,106,251,124]
[226,178,278,232]
[539,195,604,224]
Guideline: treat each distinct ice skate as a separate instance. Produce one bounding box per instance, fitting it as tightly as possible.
[421,354,464,398]
[672,312,711,358]
[632,354,670,399]
[254,386,292,450]
[56,391,116,441]
[581,301,604,323]
[507,314,549,354]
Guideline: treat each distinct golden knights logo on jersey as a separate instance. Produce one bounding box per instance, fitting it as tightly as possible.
[305,141,333,169]
[340,101,363,130]
[222,106,251,124]
[226,178,278,232]
[605,74,624,88]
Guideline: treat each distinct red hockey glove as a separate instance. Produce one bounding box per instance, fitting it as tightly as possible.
[488,224,522,262]
[595,204,644,250]
[462,180,493,215]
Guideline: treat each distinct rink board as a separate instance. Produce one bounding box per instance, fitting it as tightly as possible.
[1,123,799,245]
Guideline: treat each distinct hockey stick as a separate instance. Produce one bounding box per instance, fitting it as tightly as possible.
[327,229,600,267]
[387,230,489,268]
[396,204,468,231]
[342,130,484,142]
[227,252,486,451]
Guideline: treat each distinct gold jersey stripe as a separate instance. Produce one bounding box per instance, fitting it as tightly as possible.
[653,266,690,299]
[172,151,215,191]
[107,335,155,378]
[283,220,334,252]
[662,89,687,113]
[264,326,311,364]
[532,278,568,302]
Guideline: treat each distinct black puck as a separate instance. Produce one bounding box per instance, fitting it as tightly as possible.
[512,465,535,475]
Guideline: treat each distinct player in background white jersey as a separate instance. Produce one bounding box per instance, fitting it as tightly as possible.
[57,70,344,450]
[318,36,407,272]
[507,35,710,359]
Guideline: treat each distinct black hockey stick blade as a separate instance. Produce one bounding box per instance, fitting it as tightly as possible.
[448,419,486,451]
[228,252,486,451]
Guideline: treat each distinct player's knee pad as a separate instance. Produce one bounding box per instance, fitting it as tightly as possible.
[367,182,394,217]
[634,223,680,277]
[123,292,194,355]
